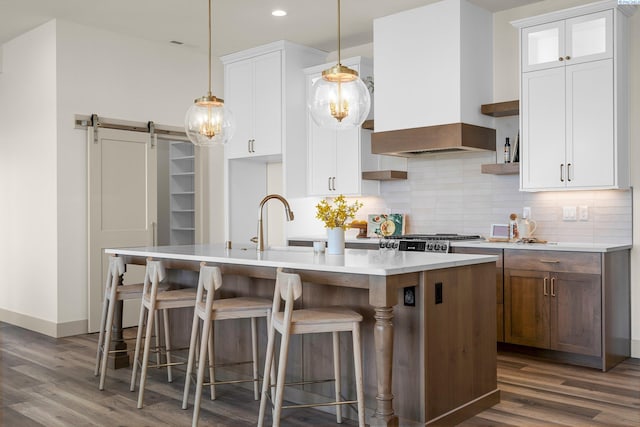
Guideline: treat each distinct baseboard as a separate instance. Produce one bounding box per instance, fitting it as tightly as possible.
[632,338,640,358]
[0,308,87,338]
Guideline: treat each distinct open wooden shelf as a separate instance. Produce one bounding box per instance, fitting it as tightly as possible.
[362,170,408,181]
[481,100,519,117]
[481,162,519,175]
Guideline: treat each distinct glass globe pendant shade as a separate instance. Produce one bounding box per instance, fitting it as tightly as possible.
[309,64,371,130]
[184,94,235,146]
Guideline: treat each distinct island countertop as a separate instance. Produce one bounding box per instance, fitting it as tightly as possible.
[105,243,498,276]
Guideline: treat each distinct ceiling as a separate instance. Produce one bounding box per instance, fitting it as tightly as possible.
[0,0,543,56]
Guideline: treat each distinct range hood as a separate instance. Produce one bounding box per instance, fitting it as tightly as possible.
[371,123,495,157]
[372,0,496,158]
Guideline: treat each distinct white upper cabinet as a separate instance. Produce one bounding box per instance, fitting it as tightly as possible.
[522,10,612,72]
[224,50,282,159]
[514,1,633,191]
[305,57,380,197]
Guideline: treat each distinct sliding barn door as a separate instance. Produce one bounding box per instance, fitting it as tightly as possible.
[88,127,157,332]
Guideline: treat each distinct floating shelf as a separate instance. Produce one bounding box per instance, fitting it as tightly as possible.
[362,170,408,181]
[362,120,374,130]
[481,163,519,175]
[481,100,519,117]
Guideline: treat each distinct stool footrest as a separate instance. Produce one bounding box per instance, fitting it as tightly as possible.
[281,400,358,410]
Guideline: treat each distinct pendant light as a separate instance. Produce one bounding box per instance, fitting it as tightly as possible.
[185,0,235,146]
[308,0,371,129]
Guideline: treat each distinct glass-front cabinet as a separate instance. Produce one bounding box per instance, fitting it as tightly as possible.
[522,10,612,72]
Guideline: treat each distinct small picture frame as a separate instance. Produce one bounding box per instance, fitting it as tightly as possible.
[490,223,510,241]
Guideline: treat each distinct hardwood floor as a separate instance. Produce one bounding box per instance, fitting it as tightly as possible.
[1,321,638,426]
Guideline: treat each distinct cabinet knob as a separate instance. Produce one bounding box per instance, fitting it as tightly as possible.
[565,55,571,60]
[559,57,564,62]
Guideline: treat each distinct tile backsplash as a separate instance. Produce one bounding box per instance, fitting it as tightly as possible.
[379,151,633,244]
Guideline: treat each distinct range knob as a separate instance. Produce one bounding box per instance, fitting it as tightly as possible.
[427,243,434,251]
[434,243,441,251]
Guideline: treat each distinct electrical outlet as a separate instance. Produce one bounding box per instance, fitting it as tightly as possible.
[562,206,577,221]
[579,205,589,221]
[435,282,443,305]
[403,287,416,306]
[523,207,531,219]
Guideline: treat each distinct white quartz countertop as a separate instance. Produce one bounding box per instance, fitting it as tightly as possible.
[450,240,631,253]
[105,244,498,276]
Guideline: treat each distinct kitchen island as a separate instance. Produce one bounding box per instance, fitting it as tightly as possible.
[105,244,499,426]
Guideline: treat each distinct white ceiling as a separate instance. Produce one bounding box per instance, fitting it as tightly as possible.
[0,0,543,56]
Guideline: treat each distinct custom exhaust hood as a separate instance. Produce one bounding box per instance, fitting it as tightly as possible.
[371,0,496,158]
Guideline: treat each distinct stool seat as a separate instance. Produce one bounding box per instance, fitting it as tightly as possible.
[209,296,273,313]
[273,307,362,331]
[152,288,197,303]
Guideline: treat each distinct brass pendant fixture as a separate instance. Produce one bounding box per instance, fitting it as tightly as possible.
[184,0,235,146]
[309,0,371,129]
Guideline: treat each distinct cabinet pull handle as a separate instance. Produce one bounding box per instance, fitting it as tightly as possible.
[248,139,252,153]
[551,276,556,297]
[539,259,560,263]
[560,164,564,182]
[559,57,564,62]
[567,163,572,182]
[328,177,332,191]
[543,276,549,296]
[332,177,336,191]
[251,139,256,153]
[565,55,571,60]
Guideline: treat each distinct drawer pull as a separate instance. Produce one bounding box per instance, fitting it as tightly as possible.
[539,259,560,263]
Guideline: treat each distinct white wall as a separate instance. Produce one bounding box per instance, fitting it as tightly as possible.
[0,19,225,335]
[0,21,59,331]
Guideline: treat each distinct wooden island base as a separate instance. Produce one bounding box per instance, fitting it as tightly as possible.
[108,246,499,425]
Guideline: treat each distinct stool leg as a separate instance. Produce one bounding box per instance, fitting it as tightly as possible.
[137,305,156,408]
[192,312,212,427]
[273,324,292,427]
[208,321,215,400]
[130,301,148,392]
[258,316,276,427]
[99,292,117,391]
[251,317,259,400]
[94,289,110,377]
[352,323,365,427]
[163,309,173,383]
[332,331,342,423]
[154,311,161,368]
[182,310,201,409]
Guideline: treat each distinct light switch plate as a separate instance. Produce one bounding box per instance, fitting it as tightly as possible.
[522,207,531,219]
[563,206,577,221]
[579,205,589,221]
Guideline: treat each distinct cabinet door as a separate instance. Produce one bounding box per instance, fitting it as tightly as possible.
[308,120,337,196]
[521,67,566,190]
[504,269,550,348]
[252,51,282,157]
[565,10,613,66]
[522,20,565,72]
[550,272,601,356]
[334,128,361,195]
[566,59,614,188]
[225,60,254,159]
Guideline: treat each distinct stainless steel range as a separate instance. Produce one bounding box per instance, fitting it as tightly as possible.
[380,234,482,253]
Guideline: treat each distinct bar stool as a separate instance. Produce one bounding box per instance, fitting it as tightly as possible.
[258,268,365,427]
[94,256,167,390]
[182,263,273,427]
[130,259,197,408]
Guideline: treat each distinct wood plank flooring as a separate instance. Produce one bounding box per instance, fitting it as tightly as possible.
[1,322,639,426]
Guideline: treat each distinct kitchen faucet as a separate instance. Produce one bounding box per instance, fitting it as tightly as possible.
[256,194,294,251]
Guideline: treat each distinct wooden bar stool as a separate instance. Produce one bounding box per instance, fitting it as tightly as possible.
[258,268,365,427]
[94,256,167,390]
[182,263,273,427]
[130,259,197,408]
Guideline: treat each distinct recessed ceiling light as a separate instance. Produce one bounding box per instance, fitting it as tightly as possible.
[272,10,287,17]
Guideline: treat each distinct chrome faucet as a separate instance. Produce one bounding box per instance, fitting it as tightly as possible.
[256,194,294,251]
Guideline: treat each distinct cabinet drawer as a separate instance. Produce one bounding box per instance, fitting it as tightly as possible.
[504,250,600,274]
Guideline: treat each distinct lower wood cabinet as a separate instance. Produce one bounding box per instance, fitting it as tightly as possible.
[504,268,601,356]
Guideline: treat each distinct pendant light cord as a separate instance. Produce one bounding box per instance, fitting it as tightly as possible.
[208,0,212,96]
[337,0,341,65]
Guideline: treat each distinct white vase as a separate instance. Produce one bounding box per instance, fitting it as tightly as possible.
[326,227,345,255]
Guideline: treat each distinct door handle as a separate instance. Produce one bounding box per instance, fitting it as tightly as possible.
[551,277,556,297]
[543,276,549,296]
